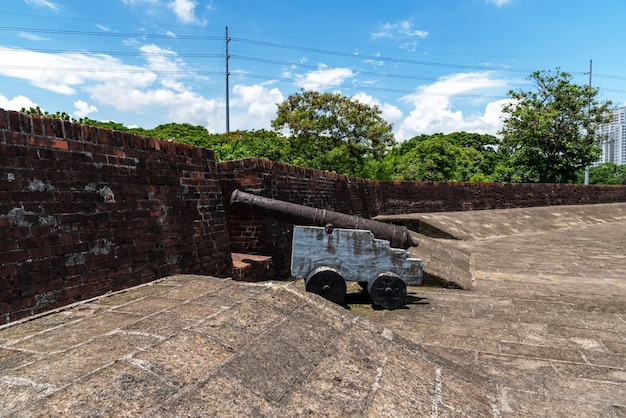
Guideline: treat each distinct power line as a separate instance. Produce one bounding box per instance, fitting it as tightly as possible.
[0,25,589,77]
[0,24,622,102]
[0,26,222,40]
[231,37,544,75]
[0,46,222,58]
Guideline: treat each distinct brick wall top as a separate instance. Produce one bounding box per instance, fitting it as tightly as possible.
[0,108,214,161]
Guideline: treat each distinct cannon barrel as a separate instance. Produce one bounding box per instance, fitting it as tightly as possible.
[230,189,417,249]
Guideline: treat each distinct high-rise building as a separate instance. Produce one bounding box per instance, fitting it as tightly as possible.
[597,106,626,165]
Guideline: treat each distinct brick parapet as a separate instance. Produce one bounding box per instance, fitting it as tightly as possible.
[0,108,231,323]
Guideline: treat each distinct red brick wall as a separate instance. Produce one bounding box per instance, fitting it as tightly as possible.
[0,109,232,323]
[371,180,626,213]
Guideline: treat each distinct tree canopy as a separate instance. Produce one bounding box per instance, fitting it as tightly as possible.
[499,69,612,183]
[271,89,395,177]
[584,163,626,184]
[382,132,504,182]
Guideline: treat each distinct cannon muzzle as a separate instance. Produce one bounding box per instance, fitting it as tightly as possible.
[230,189,417,249]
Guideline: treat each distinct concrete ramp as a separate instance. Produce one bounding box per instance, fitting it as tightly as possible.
[378,202,626,241]
[0,275,497,417]
[376,203,626,289]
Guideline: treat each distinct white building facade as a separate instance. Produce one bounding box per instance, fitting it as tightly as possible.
[597,106,626,165]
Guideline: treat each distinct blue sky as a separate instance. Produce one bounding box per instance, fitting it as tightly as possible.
[1,0,625,141]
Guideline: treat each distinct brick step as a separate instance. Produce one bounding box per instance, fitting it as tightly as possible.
[231,253,274,282]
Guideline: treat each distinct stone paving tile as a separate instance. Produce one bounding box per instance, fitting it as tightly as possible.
[90,283,171,307]
[499,387,621,418]
[192,279,267,306]
[333,323,391,366]
[132,330,234,385]
[191,299,284,350]
[542,376,626,406]
[438,368,497,417]
[377,362,434,413]
[253,284,305,315]
[583,349,626,368]
[0,379,50,413]
[155,277,226,301]
[110,296,183,315]
[367,388,431,418]
[7,311,142,353]
[150,374,274,417]
[220,332,317,403]
[604,340,626,355]
[9,331,158,387]
[553,361,626,383]
[121,310,197,338]
[0,347,39,373]
[0,311,86,342]
[25,360,181,418]
[279,352,379,416]
[499,340,584,363]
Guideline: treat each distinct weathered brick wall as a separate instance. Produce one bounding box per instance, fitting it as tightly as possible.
[218,158,626,277]
[0,109,232,323]
[371,180,626,214]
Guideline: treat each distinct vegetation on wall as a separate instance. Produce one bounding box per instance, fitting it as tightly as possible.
[20,69,623,184]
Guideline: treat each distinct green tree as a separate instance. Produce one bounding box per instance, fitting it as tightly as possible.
[382,132,504,182]
[499,69,612,183]
[140,122,218,146]
[213,130,292,162]
[272,90,395,177]
[21,106,72,121]
[77,117,131,132]
[583,163,626,184]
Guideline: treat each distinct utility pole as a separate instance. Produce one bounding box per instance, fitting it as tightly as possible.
[584,59,592,185]
[225,26,230,133]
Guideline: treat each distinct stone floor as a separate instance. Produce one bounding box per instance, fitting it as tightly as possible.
[0,275,497,417]
[1,203,625,417]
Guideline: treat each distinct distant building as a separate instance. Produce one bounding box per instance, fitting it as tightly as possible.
[597,106,626,165]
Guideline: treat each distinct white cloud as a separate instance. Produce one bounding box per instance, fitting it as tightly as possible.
[486,0,511,6]
[371,20,429,52]
[121,0,159,5]
[24,0,58,10]
[351,92,403,126]
[231,84,284,130]
[0,47,156,95]
[73,100,97,118]
[364,53,384,68]
[0,45,221,129]
[95,24,111,32]
[294,65,353,91]
[167,0,206,25]
[140,44,182,74]
[17,32,49,41]
[372,20,428,40]
[396,72,511,140]
[0,94,38,111]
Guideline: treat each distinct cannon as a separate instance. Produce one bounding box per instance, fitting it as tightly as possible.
[230,189,417,250]
[230,190,423,309]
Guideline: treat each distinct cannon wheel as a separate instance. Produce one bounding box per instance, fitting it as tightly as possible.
[368,273,407,310]
[305,267,346,305]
